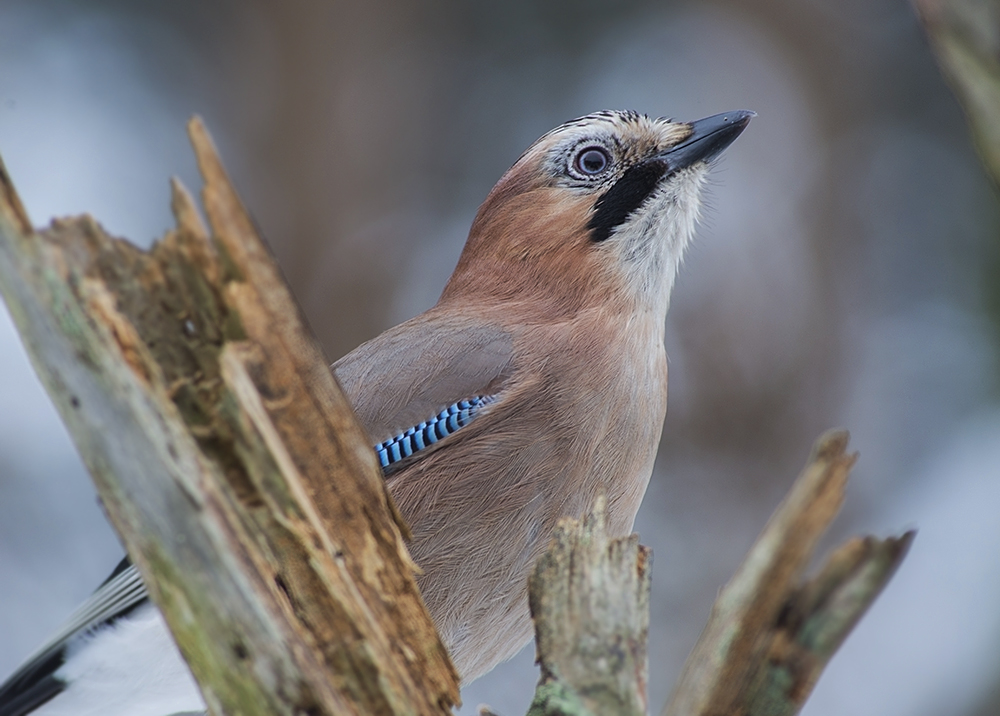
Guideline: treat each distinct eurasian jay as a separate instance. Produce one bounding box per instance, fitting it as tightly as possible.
[0,108,752,716]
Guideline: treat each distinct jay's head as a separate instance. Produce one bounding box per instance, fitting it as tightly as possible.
[443,110,753,317]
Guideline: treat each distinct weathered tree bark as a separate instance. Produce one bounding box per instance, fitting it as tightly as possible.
[662,431,912,716]
[526,496,651,716]
[0,119,459,716]
[502,431,912,716]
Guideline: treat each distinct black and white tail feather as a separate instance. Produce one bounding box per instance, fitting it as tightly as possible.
[0,396,493,716]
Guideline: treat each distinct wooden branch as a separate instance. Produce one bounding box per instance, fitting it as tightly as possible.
[526,495,651,716]
[912,0,1000,184]
[0,118,459,715]
[662,430,913,716]
[496,431,912,716]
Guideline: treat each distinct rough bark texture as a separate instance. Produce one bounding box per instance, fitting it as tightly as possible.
[0,118,459,716]
[490,431,912,716]
[661,431,913,716]
[526,496,651,716]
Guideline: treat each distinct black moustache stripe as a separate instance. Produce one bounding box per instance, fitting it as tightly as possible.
[587,159,667,242]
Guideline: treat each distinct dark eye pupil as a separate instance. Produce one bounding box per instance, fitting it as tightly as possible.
[577,148,608,175]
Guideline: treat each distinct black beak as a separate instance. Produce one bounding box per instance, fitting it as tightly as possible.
[661,110,754,171]
[587,109,754,242]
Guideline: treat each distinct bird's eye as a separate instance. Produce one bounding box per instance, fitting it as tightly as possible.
[573,146,610,176]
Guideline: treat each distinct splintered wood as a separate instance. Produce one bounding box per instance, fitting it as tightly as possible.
[528,496,651,716]
[505,432,911,716]
[662,431,913,716]
[0,119,459,716]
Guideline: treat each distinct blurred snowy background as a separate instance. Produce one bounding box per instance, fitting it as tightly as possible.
[0,1,998,714]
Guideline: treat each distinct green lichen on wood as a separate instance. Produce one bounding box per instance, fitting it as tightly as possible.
[526,682,594,716]
[526,497,650,716]
[502,432,913,716]
[743,534,914,716]
[662,432,914,716]
[144,545,296,716]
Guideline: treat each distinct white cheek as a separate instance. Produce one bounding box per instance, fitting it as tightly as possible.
[609,166,708,311]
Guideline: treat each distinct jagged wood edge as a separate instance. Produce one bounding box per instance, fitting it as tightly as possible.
[490,431,913,716]
[662,430,914,716]
[525,495,651,716]
[0,119,459,715]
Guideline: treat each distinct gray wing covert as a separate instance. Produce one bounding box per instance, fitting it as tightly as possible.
[332,312,514,446]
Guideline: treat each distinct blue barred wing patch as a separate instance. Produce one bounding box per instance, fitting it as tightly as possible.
[375,395,496,469]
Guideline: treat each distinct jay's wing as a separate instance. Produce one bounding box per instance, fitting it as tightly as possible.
[0,558,148,716]
[332,311,513,447]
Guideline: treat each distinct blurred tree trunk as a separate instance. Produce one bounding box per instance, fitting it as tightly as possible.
[913,0,1000,185]
[913,5,1000,713]
[912,0,1000,375]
